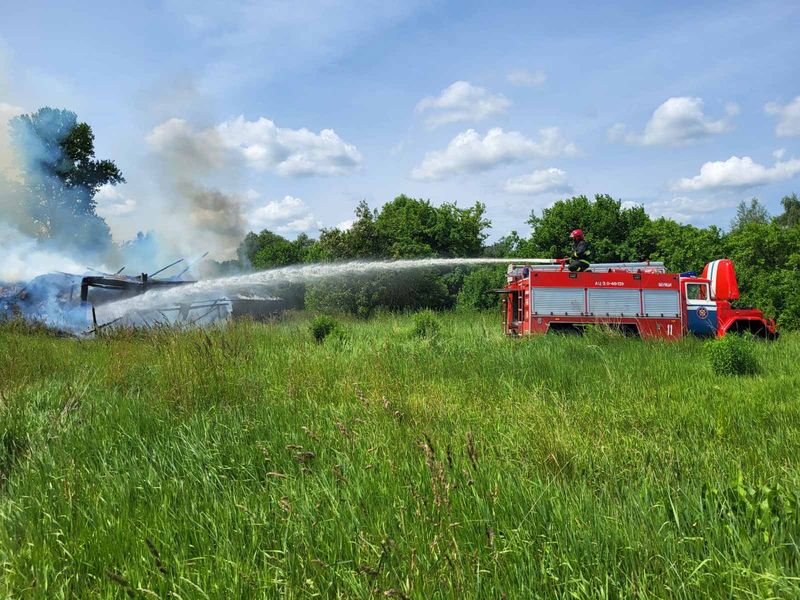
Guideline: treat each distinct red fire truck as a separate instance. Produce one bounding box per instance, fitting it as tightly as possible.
[499,259,777,339]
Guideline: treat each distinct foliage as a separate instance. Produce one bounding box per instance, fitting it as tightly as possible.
[706,334,760,376]
[309,315,341,343]
[2,316,800,598]
[238,231,316,269]
[411,309,441,338]
[7,107,124,256]
[456,266,505,310]
[316,196,490,260]
[229,190,800,328]
[775,193,800,228]
[305,270,451,318]
[526,194,650,262]
[731,198,770,230]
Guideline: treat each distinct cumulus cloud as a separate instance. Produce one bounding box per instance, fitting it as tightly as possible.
[248,195,321,235]
[674,155,800,191]
[415,81,510,128]
[336,219,355,231]
[610,97,738,146]
[647,196,738,222]
[147,115,362,177]
[411,127,579,180]
[503,168,572,195]
[507,69,546,87]
[94,184,137,217]
[765,97,800,137]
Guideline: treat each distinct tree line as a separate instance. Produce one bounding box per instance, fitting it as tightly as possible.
[237,192,800,329]
[4,108,799,329]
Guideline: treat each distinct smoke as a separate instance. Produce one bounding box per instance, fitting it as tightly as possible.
[144,117,248,260]
[178,182,247,256]
[0,102,23,179]
[0,223,92,281]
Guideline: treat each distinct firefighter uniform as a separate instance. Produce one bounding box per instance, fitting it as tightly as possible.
[568,238,591,272]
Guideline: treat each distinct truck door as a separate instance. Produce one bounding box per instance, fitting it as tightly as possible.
[685,282,717,336]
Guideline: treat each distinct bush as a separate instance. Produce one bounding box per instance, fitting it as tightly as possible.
[310,315,340,343]
[706,334,760,376]
[411,310,441,339]
[456,266,505,310]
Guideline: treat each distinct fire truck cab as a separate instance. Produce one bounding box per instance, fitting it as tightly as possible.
[501,259,777,340]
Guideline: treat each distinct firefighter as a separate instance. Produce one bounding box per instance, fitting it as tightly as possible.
[567,229,591,272]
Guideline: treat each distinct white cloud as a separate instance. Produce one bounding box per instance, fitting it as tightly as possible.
[647,196,738,222]
[94,184,138,217]
[611,97,738,146]
[503,168,572,195]
[675,155,800,191]
[415,81,510,128]
[765,97,800,137]
[147,116,362,177]
[774,148,786,160]
[507,69,546,87]
[336,219,355,231]
[248,195,321,235]
[411,127,579,180]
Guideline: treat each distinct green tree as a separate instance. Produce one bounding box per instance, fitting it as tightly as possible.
[9,107,124,255]
[317,200,383,260]
[638,218,726,273]
[317,196,490,261]
[731,198,769,230]
[238,230,316,269]
[456,266,505,310]
[775,193,800,228]
[724,221,800,329]
[526,194,651,262]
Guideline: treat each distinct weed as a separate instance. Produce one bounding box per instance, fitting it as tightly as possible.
[706,333,760,376]
[310,315,341,343]
[411,309,440,339]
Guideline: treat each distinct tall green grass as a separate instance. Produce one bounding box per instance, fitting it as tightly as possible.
[1,313,799,598]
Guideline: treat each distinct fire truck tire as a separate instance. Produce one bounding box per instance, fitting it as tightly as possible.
[724,320,770,339]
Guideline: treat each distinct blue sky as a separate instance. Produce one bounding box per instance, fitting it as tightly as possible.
[1,0,799,256]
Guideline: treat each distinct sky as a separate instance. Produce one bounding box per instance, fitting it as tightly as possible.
[1,0,799,257]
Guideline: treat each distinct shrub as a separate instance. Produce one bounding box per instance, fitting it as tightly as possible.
[706,334,760,376]
[456,266,505,311]
[310,315,340,343]
[411,310,441,339]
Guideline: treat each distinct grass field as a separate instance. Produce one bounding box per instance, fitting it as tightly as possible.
[1,313,799,599]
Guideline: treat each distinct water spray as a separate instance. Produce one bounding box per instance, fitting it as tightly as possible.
[99,257,551,321]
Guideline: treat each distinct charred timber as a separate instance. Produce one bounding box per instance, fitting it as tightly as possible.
[80,274,196,302]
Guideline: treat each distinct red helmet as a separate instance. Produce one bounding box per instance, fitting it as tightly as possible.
[570,229,584,239]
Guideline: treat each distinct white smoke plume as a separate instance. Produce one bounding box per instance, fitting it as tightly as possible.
[0,223,93,281]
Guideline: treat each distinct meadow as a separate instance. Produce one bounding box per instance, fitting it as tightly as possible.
[1,313,799,599]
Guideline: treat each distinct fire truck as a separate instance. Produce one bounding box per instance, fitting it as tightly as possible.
[499,259,777,339]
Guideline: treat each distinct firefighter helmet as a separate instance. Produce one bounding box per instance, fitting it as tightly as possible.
[570,229,584,239]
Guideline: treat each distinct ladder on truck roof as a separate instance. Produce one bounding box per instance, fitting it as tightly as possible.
[508,261,667,274]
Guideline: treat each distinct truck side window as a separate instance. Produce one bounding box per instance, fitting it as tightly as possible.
[686,283,708,300]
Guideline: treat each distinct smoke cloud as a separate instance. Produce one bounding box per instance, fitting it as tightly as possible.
[0,223,93,281]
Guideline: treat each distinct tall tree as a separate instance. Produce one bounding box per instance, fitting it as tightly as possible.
[775,193,800,228]
[730,198,769,230]
[526,194,651,262]
[9,107,124,255]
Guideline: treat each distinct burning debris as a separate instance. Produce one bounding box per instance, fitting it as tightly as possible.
[0,257,234,336]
